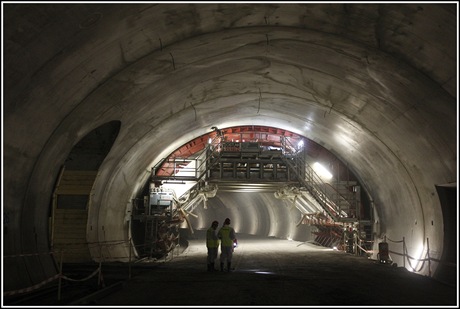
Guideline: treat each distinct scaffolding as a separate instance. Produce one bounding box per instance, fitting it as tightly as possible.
[142,130,372,254]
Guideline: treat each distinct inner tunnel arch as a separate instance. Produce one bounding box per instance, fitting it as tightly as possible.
[128,125,373,260]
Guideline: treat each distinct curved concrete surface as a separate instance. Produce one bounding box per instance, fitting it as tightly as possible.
[2,2,457,296]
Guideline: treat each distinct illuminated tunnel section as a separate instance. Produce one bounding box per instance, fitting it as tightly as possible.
[129,126,367,258]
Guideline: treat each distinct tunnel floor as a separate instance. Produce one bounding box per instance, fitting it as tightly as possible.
[89,231,457,307]
[5,231,457,307]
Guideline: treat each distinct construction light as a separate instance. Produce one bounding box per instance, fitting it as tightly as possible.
[297,140,304,149]
[313,162,333,180]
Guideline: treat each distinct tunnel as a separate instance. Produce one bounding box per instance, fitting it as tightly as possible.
[2,2,457,305]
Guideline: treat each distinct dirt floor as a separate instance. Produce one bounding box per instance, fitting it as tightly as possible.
[90,232,458,307]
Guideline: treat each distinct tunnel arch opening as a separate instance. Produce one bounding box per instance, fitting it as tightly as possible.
[49,120,121,262]
[130,125,373,260]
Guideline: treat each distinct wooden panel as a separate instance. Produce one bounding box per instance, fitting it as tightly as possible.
[55,170,97,195]
[56,187,94,195]
[52,209,92,262]
[51,170,96,263]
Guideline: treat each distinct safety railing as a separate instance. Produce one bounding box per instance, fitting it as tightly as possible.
[280,136,354,221]
[151,133,223,182]
[340,234,455,282]
[3,250,104,300]
[380,236,456,279]
[3,238,182,301]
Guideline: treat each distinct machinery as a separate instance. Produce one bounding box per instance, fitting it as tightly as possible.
[131,187,183,259]
[149,187,174,216]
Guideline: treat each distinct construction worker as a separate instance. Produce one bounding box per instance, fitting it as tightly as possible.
[217,218,236,272]
[345,226,354,254]
[206,220,220,271]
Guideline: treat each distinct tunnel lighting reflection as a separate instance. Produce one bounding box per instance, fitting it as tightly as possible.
[410,243,426,272]
[255,271,275,275]
[313,162,332,180]
[334,129,358,149]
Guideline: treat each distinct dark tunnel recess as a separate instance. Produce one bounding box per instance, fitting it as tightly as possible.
[49,121,121,262]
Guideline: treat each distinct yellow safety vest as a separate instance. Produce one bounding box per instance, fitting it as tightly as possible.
[207,227,219,248]
[218,226,234,246]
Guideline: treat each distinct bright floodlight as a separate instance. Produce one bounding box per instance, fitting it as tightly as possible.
[313,162,333,180]
[297,140,304,149]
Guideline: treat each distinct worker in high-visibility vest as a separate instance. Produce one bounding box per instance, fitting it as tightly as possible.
[345,226,355,253]
[217,218,236,272]
[206,220,220,271]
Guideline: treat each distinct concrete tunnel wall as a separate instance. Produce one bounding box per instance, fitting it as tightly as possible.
[2,3,457,292]
[185,192,309,241]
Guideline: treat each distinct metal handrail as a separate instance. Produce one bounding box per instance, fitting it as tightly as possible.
[279,136,354,222]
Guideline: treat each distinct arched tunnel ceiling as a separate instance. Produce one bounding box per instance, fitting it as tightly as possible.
[2,2,458,277]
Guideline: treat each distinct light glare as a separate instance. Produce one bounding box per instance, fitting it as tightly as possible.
[313,162,333,180]
[297,140,304,149]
